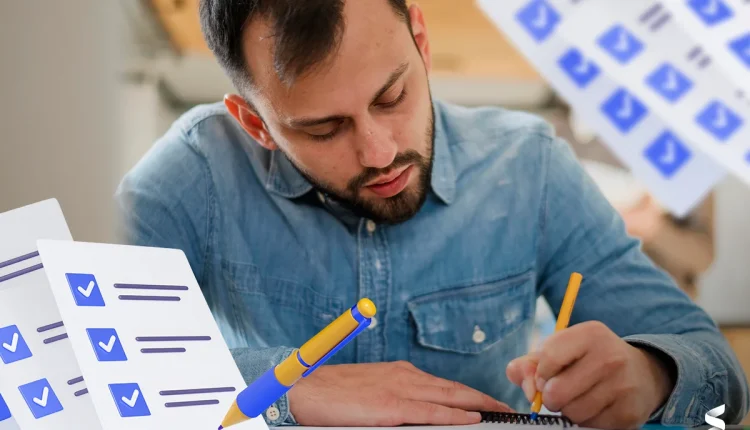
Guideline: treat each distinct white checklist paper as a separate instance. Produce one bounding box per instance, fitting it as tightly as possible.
[36,240,267,430]
[476,0,750,217]
[0,200,102,430]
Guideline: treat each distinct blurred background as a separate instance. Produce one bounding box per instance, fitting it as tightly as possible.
[0,1,748,420]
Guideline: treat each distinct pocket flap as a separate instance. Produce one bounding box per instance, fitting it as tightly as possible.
[407,271,534,354]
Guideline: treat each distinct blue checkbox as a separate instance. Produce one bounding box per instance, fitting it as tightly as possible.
[515,0,561,43]
[601,88,648,134]
[18,379,64,419]
[558,47,601,89]
[696,100,744,142]
[66,273,105,307]
[87,328,127,362]
[597,24,644,64]
[646,63,693,103]
[0,325,32,365]
[109,383,150,418]
[729,33,750,69]
[644,131,692,179]
[0,393,11,422]
[688,0,733,26]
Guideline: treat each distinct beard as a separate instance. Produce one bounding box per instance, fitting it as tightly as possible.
[286,102,436,225]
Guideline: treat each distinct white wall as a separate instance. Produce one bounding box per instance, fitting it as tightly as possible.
[0,1,122,243]
[698,177,750,325]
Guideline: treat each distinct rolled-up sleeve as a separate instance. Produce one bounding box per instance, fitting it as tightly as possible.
[535,135,750,425]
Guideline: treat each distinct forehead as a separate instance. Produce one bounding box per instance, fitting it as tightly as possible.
[242,0,414,119]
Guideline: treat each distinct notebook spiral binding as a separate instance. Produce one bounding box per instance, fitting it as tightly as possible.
[479,411,575,427]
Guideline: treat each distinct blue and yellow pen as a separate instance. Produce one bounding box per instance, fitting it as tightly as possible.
[530,272,582,421]
[218,298,377,429]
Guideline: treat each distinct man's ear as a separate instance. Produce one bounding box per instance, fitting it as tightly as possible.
[224,94,278,150]
[408,4,431,74]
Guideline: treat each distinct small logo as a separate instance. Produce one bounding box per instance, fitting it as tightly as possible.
[705,404,725,430]
[688,0,733,26]
[644,131,692,178]
[515,0,561,43]
[558,47,601,88]
[598,24,645,64]
[66,273,105,307]
[601,88,648,134]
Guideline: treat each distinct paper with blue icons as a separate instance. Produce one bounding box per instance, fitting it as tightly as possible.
[0,392,21,430]
[0,199,102,430]
[36,240,268,430]
[476,0,750,217]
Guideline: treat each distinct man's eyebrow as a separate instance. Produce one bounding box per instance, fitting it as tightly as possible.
[370,62,409,105]
[288,114,347,129]
[286,62,410,129]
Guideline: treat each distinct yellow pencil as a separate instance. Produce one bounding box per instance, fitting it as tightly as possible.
[530,272,583,420]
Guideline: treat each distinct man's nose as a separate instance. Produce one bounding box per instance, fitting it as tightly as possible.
[355,120,398,169]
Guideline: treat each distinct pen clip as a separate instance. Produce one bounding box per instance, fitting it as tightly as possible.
[302,318,371,377]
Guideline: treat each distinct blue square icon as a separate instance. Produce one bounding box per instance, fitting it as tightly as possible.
[558,48,601,88]
[0,393,11,422]
[66,273,105,307]
[18,379,64,419]
[688,0,733,26]
[646,63,694,103]
[515,0,561,43]
[0,325,32,365]
[601,88,649,134]
[696,100,744,142]
[87,328,127,362]
[729,33,750,69]
[597,24,645,64]
[644,131,692,178]
[109,383,151,418]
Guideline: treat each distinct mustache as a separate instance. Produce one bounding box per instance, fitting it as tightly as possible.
[347,150,426,194]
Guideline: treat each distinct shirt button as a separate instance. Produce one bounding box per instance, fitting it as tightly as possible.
[368,316,378,329]
[375,259,382,270]
[472,326,486,344]
[266,405,280,421]
[366,220,376,233]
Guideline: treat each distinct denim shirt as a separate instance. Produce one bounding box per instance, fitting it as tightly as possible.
[116,99,749,427]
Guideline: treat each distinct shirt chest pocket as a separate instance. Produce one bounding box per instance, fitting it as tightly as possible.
[220,259,345,353]
[405,271,535,390]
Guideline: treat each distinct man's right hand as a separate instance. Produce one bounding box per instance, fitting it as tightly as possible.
[286,361,513,426]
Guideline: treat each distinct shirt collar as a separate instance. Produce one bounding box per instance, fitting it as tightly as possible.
[264,100,456,205]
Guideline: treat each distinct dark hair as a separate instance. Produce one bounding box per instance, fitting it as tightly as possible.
[199,0,412,93]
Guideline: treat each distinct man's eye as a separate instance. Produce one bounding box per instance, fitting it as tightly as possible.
[378,88,407,108]
[308,129,338,142]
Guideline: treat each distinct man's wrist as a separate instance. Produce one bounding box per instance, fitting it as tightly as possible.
[634,345,678,413]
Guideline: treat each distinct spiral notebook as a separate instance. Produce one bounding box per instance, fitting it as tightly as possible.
[283,412,579,429]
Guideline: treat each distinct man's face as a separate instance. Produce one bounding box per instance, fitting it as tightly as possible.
[239,0,435,224]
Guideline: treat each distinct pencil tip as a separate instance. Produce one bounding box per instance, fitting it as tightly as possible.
[530,412,538,421]
[218,426,223,430]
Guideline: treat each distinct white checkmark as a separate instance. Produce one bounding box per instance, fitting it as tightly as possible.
[2,332,18,353]
[701,0,719,16]
[614,29,631,53]
[98,335,116,353]
[77,281,95,297]
[531,5,548,29]
[659,140,677,165]
[616,95,634,119]
[32,386,49,408]
[121,390,139,408]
